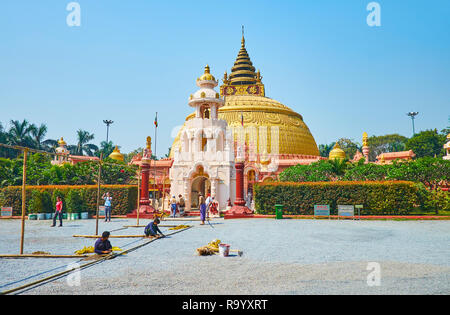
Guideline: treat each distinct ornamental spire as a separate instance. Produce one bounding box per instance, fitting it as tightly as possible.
[220,29,265,96]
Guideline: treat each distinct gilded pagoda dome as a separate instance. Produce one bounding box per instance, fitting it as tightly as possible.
[329,142,346,160]
[109,146,124,161]
[170,33,319,157]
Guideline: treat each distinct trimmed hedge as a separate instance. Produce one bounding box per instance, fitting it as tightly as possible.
[254,181,421,215]
[0,185,138,216]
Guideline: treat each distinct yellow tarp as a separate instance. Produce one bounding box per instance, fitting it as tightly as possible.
[74,246,123,255]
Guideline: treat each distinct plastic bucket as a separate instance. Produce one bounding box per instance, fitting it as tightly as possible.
[219,244,230,257]
[80,212,89,220]
[28,214,37,220]
[37,213,46,220]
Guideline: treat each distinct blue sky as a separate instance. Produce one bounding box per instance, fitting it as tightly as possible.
[1,0,449,156]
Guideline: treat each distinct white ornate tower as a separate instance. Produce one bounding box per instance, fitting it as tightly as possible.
[170,65,236,211]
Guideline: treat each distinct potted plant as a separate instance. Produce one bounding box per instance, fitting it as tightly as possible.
[66,190,82,220]
[29,190,46,220]
[41,191,53,220]
[79,189,89,220]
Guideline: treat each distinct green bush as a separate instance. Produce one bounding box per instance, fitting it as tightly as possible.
[254,181,421,215]
[0,185,137,216]
[29,190,44,214]
[423,189,450,213]
[65,189,84,214]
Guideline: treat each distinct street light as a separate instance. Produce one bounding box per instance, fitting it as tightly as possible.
[407,112,419,135]
[103,120,114,143]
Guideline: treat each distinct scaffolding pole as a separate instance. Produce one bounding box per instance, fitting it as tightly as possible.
[19,149,28,255]
[95,153,103,236]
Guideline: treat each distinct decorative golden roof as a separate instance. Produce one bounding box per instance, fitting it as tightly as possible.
[197,65,216,82]
[109,146,124,161]
[58,137,67,146]
[329,142,346,160]
[171,95,319,157]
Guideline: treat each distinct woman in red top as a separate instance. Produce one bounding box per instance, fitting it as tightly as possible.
[51,197,63,227]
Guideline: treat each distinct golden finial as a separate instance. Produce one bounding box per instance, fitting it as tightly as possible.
[146,136,152,150]
[58,137,67,146]
[256,70,262,83]
[241,25,245,47]
[223,71,229,84]
[363,132,368,147]
[198,65,215,81]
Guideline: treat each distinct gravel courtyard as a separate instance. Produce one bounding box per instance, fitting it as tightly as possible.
[0,218,449,295]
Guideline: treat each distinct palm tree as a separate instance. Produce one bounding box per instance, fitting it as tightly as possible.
[328,158,348,177]
[42,139,59,152]
[97,141,114,158]
[7,120,35,148]
[30,123,48,150]
[73,130,98,156]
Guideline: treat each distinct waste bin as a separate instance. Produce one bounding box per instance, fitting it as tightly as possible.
[275,204,283,220]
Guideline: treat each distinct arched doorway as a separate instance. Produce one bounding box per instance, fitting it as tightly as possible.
[190,165,211,209]
[247,169,256,196]
[191,176,211,209]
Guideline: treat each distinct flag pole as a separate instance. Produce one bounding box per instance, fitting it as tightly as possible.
[153,112,157,210]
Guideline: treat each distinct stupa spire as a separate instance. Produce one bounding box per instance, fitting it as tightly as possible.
[219,29,265,97]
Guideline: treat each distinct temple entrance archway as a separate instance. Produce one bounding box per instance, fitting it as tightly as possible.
[191,176,211,209]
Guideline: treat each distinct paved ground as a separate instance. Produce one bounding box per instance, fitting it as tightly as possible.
[0,218,449,294]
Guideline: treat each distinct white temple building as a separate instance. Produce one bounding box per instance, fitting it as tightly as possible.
[170,65,236,211]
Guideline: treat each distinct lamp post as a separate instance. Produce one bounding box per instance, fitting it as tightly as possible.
[407,112,419,136]
[103,120,114,143]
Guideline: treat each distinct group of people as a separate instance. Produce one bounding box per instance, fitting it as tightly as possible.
[50,192,113,227]
[95,218,165,255]
[168,193,219,224]
[197,193,218,225]
[170,194,186,218]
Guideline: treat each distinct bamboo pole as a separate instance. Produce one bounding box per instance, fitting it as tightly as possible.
[19,149,28,255]
[136,166,141,226]
[73,235,147,238]
[0,254,89,259]
[1,226,192,295]
[95,153,103,236]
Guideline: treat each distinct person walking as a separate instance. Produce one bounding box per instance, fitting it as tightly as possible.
[178,194,185,216]
[51,196,63,227]
[199,194,206,225]
[205,194,212,219]
[102,192,113,222]
[170,195,177,218]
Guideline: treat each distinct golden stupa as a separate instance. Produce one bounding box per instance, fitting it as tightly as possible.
[329,142,346,160]
[171,34,319,157]
[109,146,124,161]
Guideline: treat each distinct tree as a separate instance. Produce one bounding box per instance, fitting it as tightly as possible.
[367,134,408,161]
[405,129,446,158]
[337,138,361,160]
[73,130,98,156]
[7,119,35,149]
[96,141,115,158]
[319,143,335,158]
[30,123,48,150]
